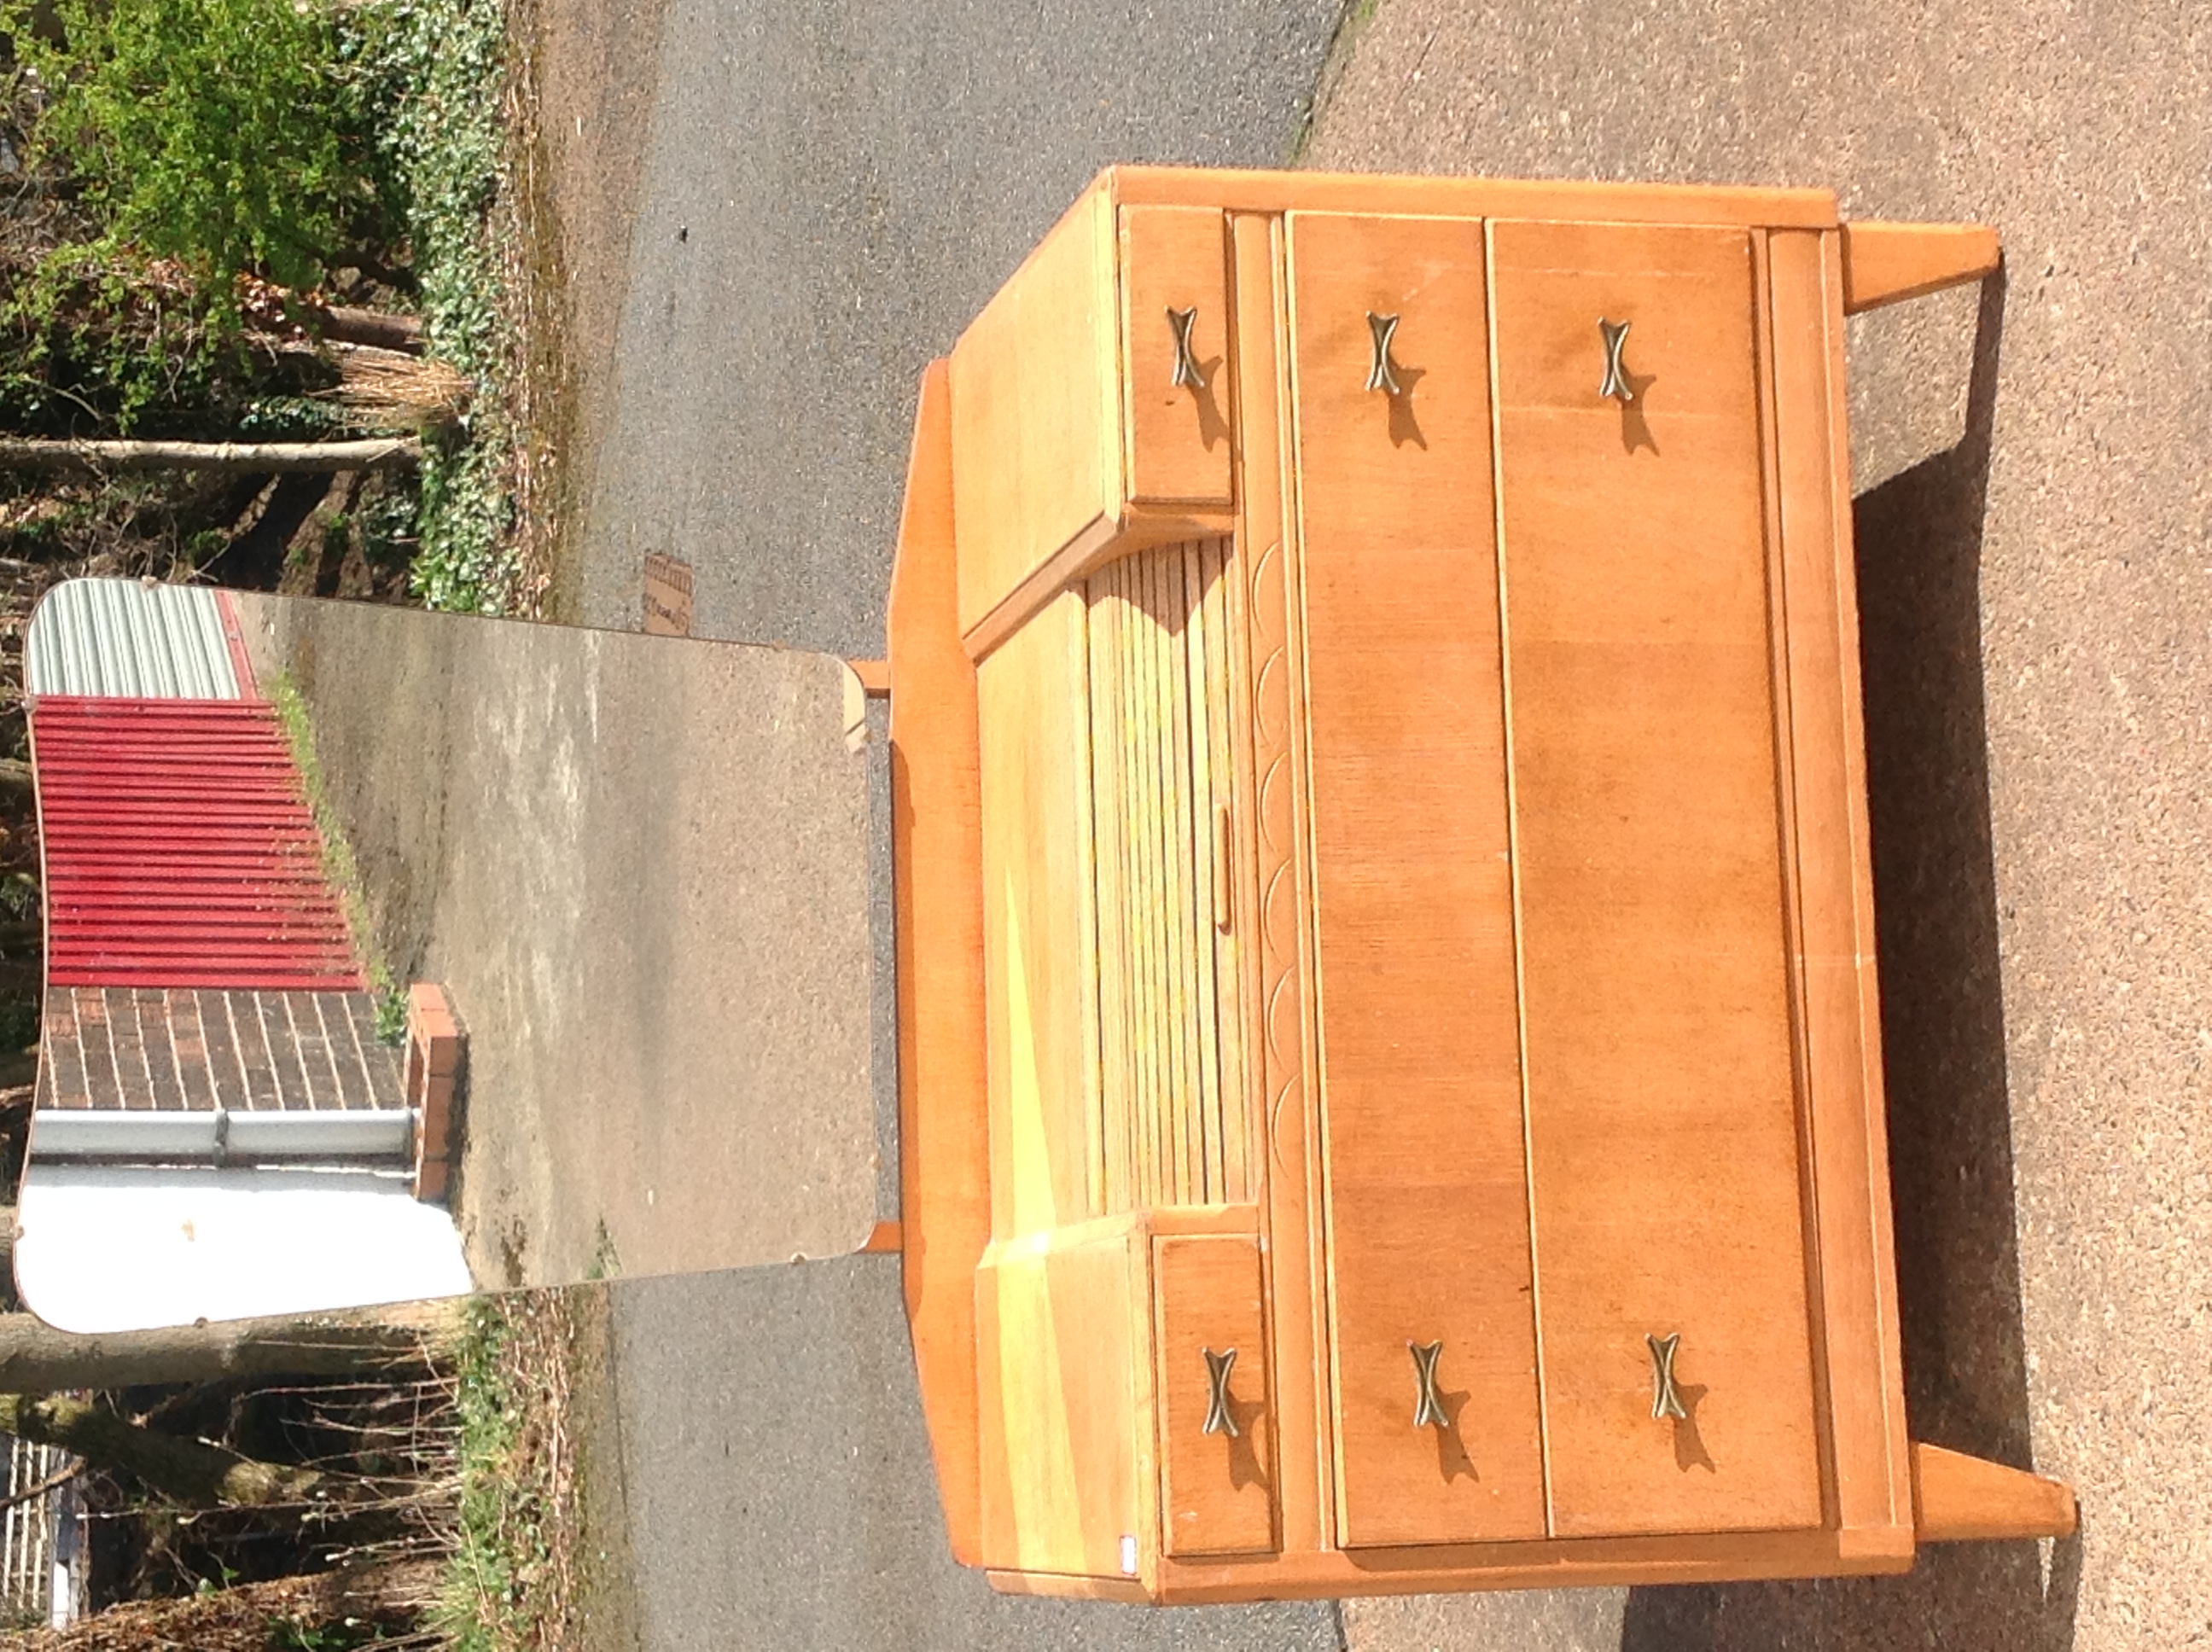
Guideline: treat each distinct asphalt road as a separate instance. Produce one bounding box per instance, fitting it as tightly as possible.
[568,0,1348,658]
[533,3,1353,1649]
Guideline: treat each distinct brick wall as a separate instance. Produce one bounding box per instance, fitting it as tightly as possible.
[36,986,404,1113]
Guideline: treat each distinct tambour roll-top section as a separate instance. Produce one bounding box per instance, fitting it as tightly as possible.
[1087,540,1251,1214]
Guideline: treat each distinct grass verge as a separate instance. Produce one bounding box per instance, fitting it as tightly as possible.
[266,669,405,1041]
[439,1291,579,1652]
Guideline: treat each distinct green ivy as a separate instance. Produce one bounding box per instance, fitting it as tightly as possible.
[352,0,519,610]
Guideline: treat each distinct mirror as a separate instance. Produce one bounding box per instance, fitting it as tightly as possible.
[16,578,884,1332]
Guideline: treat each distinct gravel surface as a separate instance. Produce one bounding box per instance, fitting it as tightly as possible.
[1307,5,2210,1649]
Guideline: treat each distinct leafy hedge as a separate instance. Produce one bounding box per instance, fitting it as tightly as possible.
[0,0,525,610]
[4,0,391,299]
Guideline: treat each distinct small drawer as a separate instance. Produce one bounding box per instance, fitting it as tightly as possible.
[1154,1232,1274,1556]
[1119,206,1233,507]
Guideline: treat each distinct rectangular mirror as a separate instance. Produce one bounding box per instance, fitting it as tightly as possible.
[17,578,883,1333]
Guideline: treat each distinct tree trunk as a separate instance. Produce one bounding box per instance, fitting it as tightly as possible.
[313,304,424,354]
[0,1298,465,1392]
[0,1392,321,1506]
[0,437,422,474]
[9,1559,437,1649]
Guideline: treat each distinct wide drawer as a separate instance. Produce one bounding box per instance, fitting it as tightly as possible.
[1286,211,1547,1549]
[1490,219,1823,1538]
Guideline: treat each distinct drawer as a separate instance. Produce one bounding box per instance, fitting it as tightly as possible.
[1286,212,1547,1549]
[1489,220,1823,1538]
[1154,1232,1274,1556]
[1120,207,1233,507]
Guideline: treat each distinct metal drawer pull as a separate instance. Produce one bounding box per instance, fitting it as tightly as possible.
[1365,311,1404,395]
[1408,1339,1447,1428]
[1647,1332,1687,1421]
[1167,306,1204,389]
[1598,317,1635,404]
[1202,1347,1240,1437]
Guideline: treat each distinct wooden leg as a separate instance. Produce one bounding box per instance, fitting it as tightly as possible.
[846,657,892,697]
[1840,222,2002,314]
[1912,1440,2077,1541]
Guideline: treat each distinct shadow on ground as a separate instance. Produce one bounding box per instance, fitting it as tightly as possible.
[1621,275,2081,1652]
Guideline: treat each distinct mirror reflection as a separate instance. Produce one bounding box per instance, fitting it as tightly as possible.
[18,579,882,1333]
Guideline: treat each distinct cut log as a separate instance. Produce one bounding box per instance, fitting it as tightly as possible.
[0,1299,466,1392]
[0,437,421,474]
[314,305,425,354]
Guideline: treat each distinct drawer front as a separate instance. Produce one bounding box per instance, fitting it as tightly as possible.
[1154,1233,1274,1556]
[1120,207,1233,507]
[1489,220,1823,1538]
[1286,212,1547,1548]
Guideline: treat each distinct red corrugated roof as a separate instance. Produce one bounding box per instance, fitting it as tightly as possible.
[32,696,366,991]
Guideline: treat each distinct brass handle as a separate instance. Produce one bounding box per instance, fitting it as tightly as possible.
[1202,1347,1239,1438]
[1408,1339,1446,1428]
[1167,306,1204,389]
[1365,311,1403,395]
[1598,318,1634,404]
[1647,1332,1687,1421]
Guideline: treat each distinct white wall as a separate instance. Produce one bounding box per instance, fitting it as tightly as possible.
[15,1162,476,1335]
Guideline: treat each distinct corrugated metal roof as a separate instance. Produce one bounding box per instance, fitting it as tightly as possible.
[33,695,364,991]
[26,579,242,699]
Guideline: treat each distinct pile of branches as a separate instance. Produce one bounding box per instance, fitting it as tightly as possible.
[0,1302,471,1645]
[7,1560,440,1651]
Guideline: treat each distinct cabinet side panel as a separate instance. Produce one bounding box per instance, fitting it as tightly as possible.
[1767,228,1911,1544]
[888,359,991,1565]
[976,1225,1150,1579]
[978,593,1100,1236]
[1286,210,1546,1548]
[952,187,1121,637]
[1491,220,1821,1538]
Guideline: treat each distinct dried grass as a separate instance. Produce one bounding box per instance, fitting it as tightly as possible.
[490,0,565,618]
[324,344,474,433]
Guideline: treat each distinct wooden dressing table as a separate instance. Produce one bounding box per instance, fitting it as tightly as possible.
[888,166,2074,1602]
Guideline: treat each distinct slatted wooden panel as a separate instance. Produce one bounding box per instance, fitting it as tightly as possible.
[32,696,364,991]
[1087,540,1249,1213]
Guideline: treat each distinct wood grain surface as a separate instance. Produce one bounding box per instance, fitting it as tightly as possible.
[1489,218,1820,1538]
[1287,210,1545,1548]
